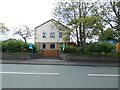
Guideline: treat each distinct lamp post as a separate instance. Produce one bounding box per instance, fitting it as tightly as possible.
[57,30,59,58]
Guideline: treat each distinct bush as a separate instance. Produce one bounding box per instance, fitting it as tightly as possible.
[99,42,115,54]
[84,43,101,54]
[61,45,83,54]
[85,42,115,54]
[1,39,39,53]
[61,42,116,56]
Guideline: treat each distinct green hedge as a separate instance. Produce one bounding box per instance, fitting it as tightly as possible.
[0,39,39,53]
[84,42,115,54]
[65,46,83,54]
[60,42,119,57]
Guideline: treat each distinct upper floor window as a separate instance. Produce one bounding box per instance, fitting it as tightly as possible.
[50,32,55,38]
[42,32,46,38]
[59,32,62,38]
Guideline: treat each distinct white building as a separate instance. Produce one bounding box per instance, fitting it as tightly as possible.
[34,19,69,57]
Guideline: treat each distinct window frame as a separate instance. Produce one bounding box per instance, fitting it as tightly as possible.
[42,32,46,38]
[59,32,62,38]
[50,32,55,38]
[50,43,55,49]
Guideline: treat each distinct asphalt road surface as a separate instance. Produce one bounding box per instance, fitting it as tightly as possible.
[0,64,119,88]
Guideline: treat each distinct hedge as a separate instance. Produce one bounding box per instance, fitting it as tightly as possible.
[60,42,119,57]
[0,39,39,53]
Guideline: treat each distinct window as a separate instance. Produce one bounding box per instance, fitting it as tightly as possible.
[50,32,55,38]
[42,32,46,38]
[42,43,46,49]
[50,43,55,49]
[59,32,62,38]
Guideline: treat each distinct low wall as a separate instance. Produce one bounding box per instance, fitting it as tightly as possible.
[1,52,30,60]
[1,52,42,60]
[60,54,119,62]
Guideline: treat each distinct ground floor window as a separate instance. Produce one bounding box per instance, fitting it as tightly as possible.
[50,43,55,49]
[42,43,46,49]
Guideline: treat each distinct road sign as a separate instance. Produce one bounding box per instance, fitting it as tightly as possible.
[29,43,33,49]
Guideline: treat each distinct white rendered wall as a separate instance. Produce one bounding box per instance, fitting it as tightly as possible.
[35,21,64,43]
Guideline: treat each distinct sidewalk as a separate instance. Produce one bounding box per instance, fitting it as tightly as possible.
[0,58,119,67]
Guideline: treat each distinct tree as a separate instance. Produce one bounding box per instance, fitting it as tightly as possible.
[99,28,116,40]
[0,23,10,41]
[14,25,33,42]
[53,0,104,48]
[97,1,120,43]
[110,1,120,43]
[0,23,9,33]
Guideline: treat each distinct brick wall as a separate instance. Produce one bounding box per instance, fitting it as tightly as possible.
[116,43,120,52]
[42,50,59,57]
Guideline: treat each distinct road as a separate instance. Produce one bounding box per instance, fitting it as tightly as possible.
[0,64,119,88]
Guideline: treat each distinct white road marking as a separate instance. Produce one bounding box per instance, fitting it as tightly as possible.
[88,74,120,77]
[0,72,60,75]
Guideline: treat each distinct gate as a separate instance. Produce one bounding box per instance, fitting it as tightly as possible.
[42,50,59,57]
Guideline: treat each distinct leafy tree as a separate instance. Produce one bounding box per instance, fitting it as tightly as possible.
[53,1,84,47]
[97,1,120,42]
[53,0,120,51]
[0,23,9,33]
[110,1,120,43]
[99,28,117,40]
[0,23,10,40]
[53,0,104,49]
[14,25,33,42]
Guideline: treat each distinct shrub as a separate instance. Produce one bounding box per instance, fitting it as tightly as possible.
[85,42,115,54]
[99,42,115,54]
[59,42,116,57]
[62,45,83,54]
[1,39,39,53]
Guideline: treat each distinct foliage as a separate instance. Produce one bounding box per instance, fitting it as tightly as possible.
[84,43,101,54]
[53,1,105,48]
[99,28,116,40]
[98,1,120,42]
[61,42,116,57]
[14,25,33,42]
[85,42,115,54]
[53,0,120,47]
[1,39,39,53]
[60,44,83,54]
[65,46,83,54]
[0,23,9,33]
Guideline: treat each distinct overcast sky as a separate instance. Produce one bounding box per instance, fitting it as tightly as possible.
[0,0,114,42]
[0,0,57,29]
[0,0,58,42]
[0,0,115,30]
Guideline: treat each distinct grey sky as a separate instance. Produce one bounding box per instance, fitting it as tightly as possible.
[0,0,58,42]
[0,0,56,29]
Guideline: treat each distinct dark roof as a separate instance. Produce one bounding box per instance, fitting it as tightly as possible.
[34,19,70,30]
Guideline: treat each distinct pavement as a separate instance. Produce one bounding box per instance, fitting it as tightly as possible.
[0,58,119,67]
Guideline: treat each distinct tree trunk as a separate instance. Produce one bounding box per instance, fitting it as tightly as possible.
[23,36,27,42]
[78,1,84,54]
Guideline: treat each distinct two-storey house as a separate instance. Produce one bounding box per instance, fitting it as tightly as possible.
[34,19,69,57]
